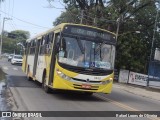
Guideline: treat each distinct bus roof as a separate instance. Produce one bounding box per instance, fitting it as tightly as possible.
[26,23,116,42]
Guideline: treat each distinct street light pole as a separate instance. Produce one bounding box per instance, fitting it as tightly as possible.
[80,10,84,24]
[0,17,12,58]
[116,17,120,41]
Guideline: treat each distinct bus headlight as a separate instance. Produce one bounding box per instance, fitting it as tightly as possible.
[101,78,113,85]
[56,69,72,81]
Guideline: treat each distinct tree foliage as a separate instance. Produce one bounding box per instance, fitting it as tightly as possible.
[52,0,160,73]
[2,30,30,54]
[53,7,80,25]
[8,30,30,42]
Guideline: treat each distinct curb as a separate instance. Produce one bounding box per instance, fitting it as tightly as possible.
[113,83,160,101]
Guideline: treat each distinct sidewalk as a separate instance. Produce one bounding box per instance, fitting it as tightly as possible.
[113,82,160,101]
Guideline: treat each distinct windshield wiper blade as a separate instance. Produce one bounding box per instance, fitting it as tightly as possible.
[95,43,102,54]
[76,38,84,54]
[95,41,106,55]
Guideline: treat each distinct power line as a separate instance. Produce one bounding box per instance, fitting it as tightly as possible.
[4,0,6,17]
[83,9,116,23]
[10,20,17,29]
[44,1,65,9]
[53,1,115,24]
[8,0,11,17]
[11,0,14,17]
[10,0,16,30]
[67,9,94,23]
[9,23,47,29]
[0,10,50,29]
[7,22,15,30]
[67,8,115,25]
[58,0,66,8]
[46,0,96,23]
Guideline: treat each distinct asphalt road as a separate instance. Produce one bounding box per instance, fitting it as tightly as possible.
[0,58,160,120]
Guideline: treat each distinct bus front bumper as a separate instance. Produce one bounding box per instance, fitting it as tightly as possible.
[53,76,113,94]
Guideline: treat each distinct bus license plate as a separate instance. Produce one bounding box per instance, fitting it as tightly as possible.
[82,84,91,89]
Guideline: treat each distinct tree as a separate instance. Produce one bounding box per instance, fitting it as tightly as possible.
[8,30,30,42]
[53,7,80,26]
[2,36,18,53]
[51,0,160,74]
[2,30,30,54]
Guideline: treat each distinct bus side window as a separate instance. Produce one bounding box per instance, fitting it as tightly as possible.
[24,42,27,55]
[48,32,54,55]
[45,34,50,54]
[33,40,36,54]
[28,42,30,54]
[31,40,36,55]
[40,37,46,55]
[29,41,31,54]
[55,34,60,51]
[49,32,54,43]
[39,39,43,54]
[30,40,34,54]
[26,42,30,55]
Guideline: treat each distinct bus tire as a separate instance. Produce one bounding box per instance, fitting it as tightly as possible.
[42,72,51,93]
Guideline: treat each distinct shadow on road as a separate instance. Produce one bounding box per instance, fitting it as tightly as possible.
[50,91,106,102]
[6,74,106,102]
[7,75,41,88]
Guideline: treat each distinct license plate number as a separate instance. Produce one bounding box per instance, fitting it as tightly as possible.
[81,84,91,89]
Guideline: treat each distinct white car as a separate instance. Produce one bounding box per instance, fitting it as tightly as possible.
[11,55,23,65]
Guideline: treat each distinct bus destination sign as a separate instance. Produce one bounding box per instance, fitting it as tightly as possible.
[63,25,116,44]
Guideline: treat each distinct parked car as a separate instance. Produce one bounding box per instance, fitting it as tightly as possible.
[8,54,14,62]
[11,55,23,65]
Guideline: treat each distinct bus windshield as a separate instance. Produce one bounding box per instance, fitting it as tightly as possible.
[58,36,115,70]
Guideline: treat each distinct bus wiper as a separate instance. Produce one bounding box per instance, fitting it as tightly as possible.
[95,43,102,54]
[76,38,84,54]
[95,41,106,55]
[94,38,104,54]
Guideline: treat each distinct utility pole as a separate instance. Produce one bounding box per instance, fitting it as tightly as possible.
[0,17,12,58]
[93,16,97,27]
[0,1,2,58]
[80,10,84,24]
[93,5,97,27]
[115,17,120,41]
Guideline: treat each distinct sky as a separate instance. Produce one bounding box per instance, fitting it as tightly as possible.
[0,0,65,38]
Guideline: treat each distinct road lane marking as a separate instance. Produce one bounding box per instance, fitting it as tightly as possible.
[94,94,138,111]
[2,67,8,70]
[13,68,18,71]
[94,93,160,120]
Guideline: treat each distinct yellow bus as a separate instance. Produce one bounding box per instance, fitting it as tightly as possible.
[22,23,116,95]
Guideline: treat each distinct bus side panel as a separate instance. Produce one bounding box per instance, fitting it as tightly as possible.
[35,55,46,83]
[27,55,35,77]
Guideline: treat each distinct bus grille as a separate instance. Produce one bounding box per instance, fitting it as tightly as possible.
[72,78,101,84]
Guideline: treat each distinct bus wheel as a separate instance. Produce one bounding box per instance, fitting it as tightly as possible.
[42,74,51,93]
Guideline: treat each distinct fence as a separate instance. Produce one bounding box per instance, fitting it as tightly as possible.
[118,69,160,89]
